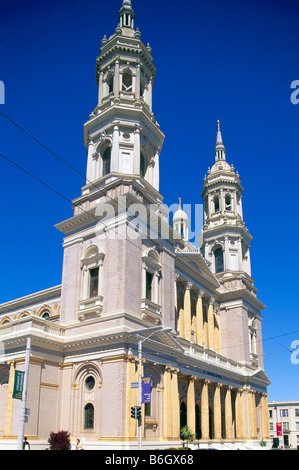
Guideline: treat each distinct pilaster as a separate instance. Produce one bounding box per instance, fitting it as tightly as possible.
[4,361,15,437]
[184,283,192,341]
[195,291,204,346]
[208,298,215,350]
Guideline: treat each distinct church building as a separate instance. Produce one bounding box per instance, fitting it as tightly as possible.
[0,0,270,450]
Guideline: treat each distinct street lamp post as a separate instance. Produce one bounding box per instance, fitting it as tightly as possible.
[136,327,171,450]
[17,337,31,450]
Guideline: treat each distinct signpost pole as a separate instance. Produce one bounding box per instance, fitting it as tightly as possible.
[17,337,31,450]
[138,339,142,451]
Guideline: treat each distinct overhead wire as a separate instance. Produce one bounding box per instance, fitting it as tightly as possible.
[0,111,295,357]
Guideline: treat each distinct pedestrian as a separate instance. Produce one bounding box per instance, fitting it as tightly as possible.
[23,437,30,450]
[75,438,83,450]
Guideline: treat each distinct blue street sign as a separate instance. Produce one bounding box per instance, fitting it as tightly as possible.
[142,376,151,404]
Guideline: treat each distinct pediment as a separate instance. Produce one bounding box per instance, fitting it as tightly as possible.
[249,368,271,385]
[175,248,219,288]
[133,328,184,353]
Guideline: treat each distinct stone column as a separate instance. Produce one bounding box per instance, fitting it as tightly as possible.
[171,369,180,439]
[92,153,99,181]
[187,376,196,436]
[154,270,159,305]
[135,61,141,99]
[208,298,215,350]
[98,70,104,105]
[148,78,153,111]
[111,124,119,173]
[114,58,120,98]
[195,290,204,346]
[224,386,233,440]
[235,388,245,439]
[133,124,141,175]
[213,383,222,440]
[164,367,180,440]
[184,283,192,341]
[177,282,184,338]
[261,393,270,439]
[201,380,210,440]
[220,188,224,214]
[214,305,221,354]
[174,274,178,330]
[224,237,230,271]
[247,389,255,439]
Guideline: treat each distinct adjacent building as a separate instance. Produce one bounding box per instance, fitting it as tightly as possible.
[0,0,270,450]
[268,401,299,448]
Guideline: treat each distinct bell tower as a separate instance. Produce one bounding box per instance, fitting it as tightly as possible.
[83,0,164,195]
[201,121,252,278]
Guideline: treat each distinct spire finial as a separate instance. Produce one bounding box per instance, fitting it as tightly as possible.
[119,0,135,29]
[178,197,182,208]
[215,120,226,161]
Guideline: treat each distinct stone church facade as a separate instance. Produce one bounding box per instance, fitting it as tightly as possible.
[0,1,270,450]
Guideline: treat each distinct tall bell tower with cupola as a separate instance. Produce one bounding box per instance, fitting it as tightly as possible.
[201,121,252,278]
[83,0,164,194]
[200,122,266,369]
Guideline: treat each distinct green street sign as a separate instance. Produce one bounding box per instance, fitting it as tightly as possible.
[12,370,24,400]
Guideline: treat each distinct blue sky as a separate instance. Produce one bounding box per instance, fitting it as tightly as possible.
[0,0,298,402]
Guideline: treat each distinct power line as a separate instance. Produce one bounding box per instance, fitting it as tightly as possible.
[0,151,72,204]
[0,112,295,358]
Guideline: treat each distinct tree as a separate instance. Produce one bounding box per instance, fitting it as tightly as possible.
[180,425,195,447]
[48,430,71,450]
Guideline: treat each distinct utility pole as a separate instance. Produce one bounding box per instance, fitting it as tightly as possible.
[138,339,142,450]
[17,337,31,450]
[136,327,171,450]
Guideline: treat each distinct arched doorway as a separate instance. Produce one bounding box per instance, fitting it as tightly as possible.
[180,401,187,435]
[195,403,201,439]
[209,406,214,439]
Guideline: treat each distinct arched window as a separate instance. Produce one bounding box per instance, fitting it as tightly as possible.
[102,147,111,176]
[225,194,232,211]
[215,247,224,273]
[214,196,220,213]
[84,403,94,429]
[142,249,161,304]
[41,310,50,320]
[108,75,114,94]
[122,71,132,92]
[140,152,147,178]
[85,376,95,391]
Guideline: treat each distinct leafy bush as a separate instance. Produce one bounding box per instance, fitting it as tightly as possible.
[180,425,195,443]
[48,430,71,450]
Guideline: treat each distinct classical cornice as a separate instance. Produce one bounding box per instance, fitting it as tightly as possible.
[0,285,61,315]
[175,251,220,291]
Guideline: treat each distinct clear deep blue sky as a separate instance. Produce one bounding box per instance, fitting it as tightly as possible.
[0,0,298,402]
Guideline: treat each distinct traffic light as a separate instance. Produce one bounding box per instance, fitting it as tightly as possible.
[131,406,136,419]
[136,406,141,420]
